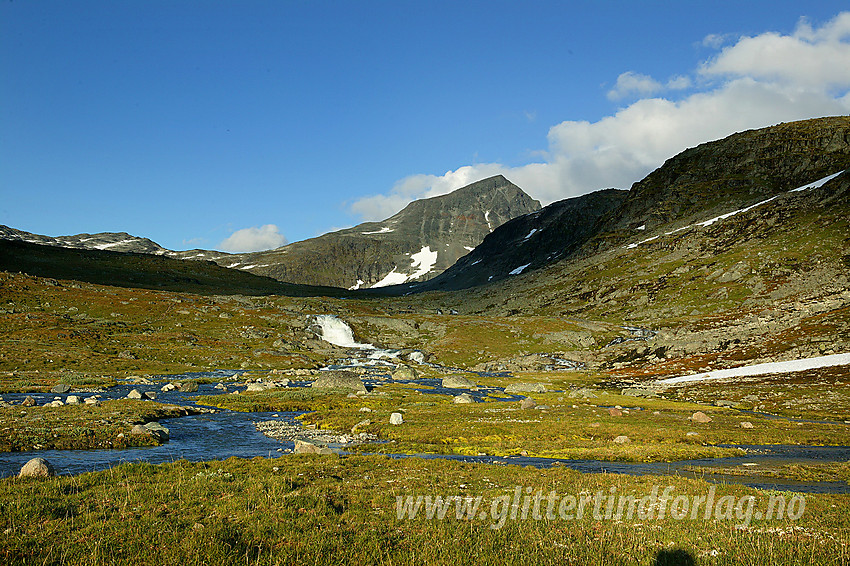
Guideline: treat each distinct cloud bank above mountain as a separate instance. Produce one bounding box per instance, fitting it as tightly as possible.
[219,224,287,253]
[349,13,850,222]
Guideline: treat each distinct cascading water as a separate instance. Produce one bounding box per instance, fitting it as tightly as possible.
[313,315,375,350]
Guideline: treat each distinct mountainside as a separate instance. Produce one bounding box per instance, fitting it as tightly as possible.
[0,239,344,297]
[1,175,540,289]
[410,188,628,292]
[391,116,850,294]
[0,226,172,256]
[212,175,540,288]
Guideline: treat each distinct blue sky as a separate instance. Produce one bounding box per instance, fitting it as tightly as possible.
[3,1,850,252]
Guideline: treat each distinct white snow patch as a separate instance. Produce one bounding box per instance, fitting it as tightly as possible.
[658,353,850,384]
[370,268,410,288]
[624,171,844,250]
[226,263,241,268]
[240,264,258,269]
[636,224,646,231]
[464,246,475,251]
[484,210,493,231]
[509,263,531,275]
[790,171,843,192]
[523,228,538,240]
[94,239,136,250]
[361,226,394,235]
[369,246,439,288]
[409,245,438,279]
[348,279,365,291]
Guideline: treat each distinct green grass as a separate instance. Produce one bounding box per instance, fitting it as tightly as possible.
[2,455,848,565]
[0,400,194,452]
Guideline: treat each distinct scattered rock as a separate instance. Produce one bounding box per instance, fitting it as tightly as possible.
[613,435,631,444]
[178,382,199,393]
[126,389,143,400]
[311,371,367,393]
[245,383,267,392]
[621,387,657,398]
[293,440,334,455]
[130,424,149,435]
[389,412,404,425]
[65,395,80,405]
[143,391,157,400]
[442,375,477,389]
[161,383,177,392]
[569,388,597,399]
[607,407,623,417]
[453,393,475,404]
[686,431,700,437]
[144,422,169,442]
[740,421,754,429]
[19,458,55,478]
[392,366,418,380]
[589,422,601,428]
[714,400,736,408]
[350,419,371,433]
[520,397,537,410]
[84,397,100,406]
[691,411,712,423]
[22,396,36,407]
[359,407,372,413]
[505,383,547,393]
[51,384,70,394]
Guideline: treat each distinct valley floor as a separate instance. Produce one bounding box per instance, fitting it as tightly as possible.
[0,271,848,564]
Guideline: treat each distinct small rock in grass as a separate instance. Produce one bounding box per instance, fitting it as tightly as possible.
[505,383,547,393]
[454,393,475,404]
[520,397,537,410]
[686,431,700,437]
[19,458,55,478]
[691,411,712,423]
[740,421,754,429]
[613,435,631,444]
[389,412,404,425]
[607,408,623,417]
[84,397,100,406]
[359,407,372,413]
[51,384,70,394]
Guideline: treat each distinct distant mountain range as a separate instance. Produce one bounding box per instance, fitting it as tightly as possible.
[2,116,850,299]
[1,175,540,289]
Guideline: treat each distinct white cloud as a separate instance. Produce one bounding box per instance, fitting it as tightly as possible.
[218,224,287,252]
[701,13,850,90]
[607,71,663,100]
[348,12,850,220]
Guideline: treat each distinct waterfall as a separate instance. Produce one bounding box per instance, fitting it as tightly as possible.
[314,315,374,349]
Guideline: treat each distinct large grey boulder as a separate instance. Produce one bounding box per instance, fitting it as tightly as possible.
[392,366,418,380]
[144,422,170,442]
[389,412,404,425]
[442,375,476,389]
[505,383,547,393]
[51,384,70,394]
[19,457,55,478]
[293,440,334,455]
[311,371,367,393]
[453,393,475,404]
[126,389,143,400]
[178,382,199,393]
